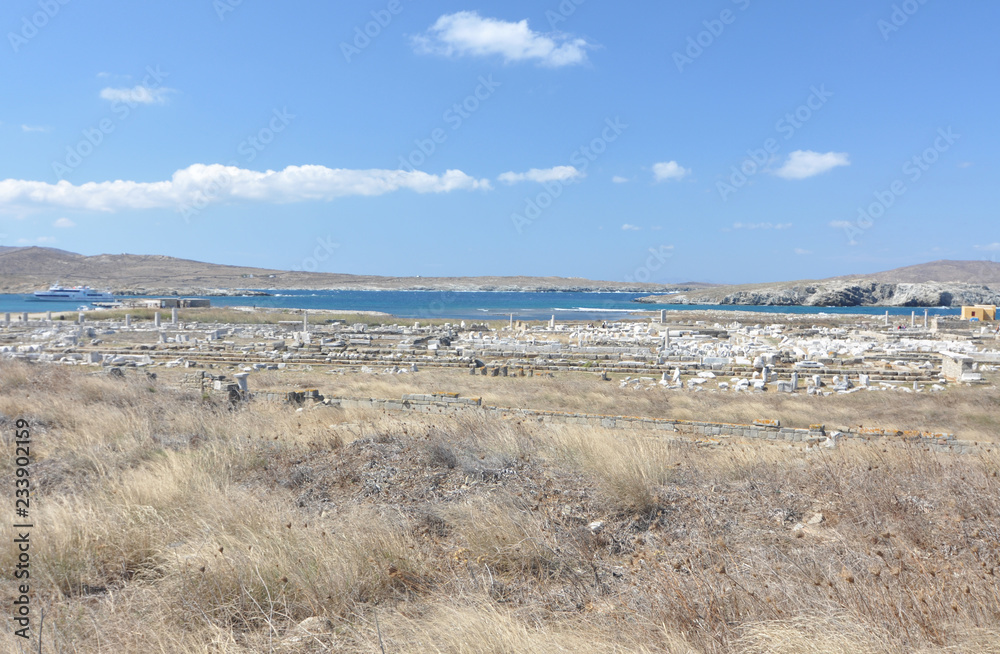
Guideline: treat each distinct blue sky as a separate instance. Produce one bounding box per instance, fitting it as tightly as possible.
[1,0,998,284]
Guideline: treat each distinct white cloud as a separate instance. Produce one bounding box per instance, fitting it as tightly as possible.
[611,175,629,184]
[774,150,850,180]
[53,218,75,228]
[794,248,812,255]
[973,242,1000,252]
[621,224,641,231]
[732,222,792,230]
[412,11,590,67]
[652,161,690,182]
[497,166,582,184]
[21,125,49,133]
[99,85,172,105]
[37,236,55,243]
[650,225,663,231]
[0,164,492,213]
[828,220,854,229]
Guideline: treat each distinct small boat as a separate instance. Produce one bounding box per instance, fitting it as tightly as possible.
[31,284,115,303]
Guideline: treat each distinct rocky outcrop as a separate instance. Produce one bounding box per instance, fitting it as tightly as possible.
[636,281,1000,307]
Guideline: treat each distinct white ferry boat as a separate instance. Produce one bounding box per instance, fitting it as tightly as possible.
[31,284,115,303]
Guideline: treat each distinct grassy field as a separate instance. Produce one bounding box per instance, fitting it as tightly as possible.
[0,360,998,652]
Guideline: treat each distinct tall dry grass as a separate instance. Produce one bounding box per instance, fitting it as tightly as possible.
[1,358,998,652]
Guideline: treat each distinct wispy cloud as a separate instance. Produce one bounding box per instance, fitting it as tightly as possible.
[0,164,492,213]
[99,85,172,105]
[794,248,812,255]
[611,175,629,184]
[497,165,582,184]
[973,242,1000,252]
[732,222,792,230]
[621,223,641,231]
[828,220,854,229]
[53,218,75,228]
[412,11,591,67]
[21,125,50,133]
[774,150,850,179]
[652,161,690,182]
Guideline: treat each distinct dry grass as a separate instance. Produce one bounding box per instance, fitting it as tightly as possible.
[1,359,998,652]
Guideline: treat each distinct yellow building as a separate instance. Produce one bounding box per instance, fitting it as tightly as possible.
[960,305,996,321]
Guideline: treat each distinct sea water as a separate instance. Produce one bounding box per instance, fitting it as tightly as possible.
[0,291,962,322]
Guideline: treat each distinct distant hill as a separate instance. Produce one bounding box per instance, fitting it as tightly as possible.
[843,260,1000,284]
[635,260,1000,308]
[0,247,697,295]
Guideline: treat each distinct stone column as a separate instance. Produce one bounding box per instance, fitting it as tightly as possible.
[234,372,249,394]
[171,308,178,324]
[21,312,29,323]
[4,313,9,326]
[125,314,132,328]
[46,311,52,322]
[78,312,85,324]
[884,311,889,326]
[791,371,799,390]
[924,308,928,328]
[154,312,161,327]
[549,315,555,329]
[302,310,308,333]
[660,309,666,323]
[911,311,916,328]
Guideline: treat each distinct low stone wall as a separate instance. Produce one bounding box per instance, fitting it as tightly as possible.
[320,392,981,455]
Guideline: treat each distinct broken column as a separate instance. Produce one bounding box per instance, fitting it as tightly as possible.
[21,312,28,323]
[549,315,555,329]
[125,314,132,328]
[154,312,161,327]
[46,311,52,322]
[171,308,178,324]
[911,311,916,328]
[233,372,249,396]
[78,312,85,324]
[3,313,9,326]
[924,308,928,328]
[791,371,799,390]
[660,309,666,323]
[302,310,308,333]
[884,311,889,327]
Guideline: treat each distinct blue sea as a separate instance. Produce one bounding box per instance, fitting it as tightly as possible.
[0,290,963,322]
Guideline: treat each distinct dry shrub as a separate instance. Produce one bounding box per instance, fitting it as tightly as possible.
[545,425,677,513]
[441,494,558,579]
